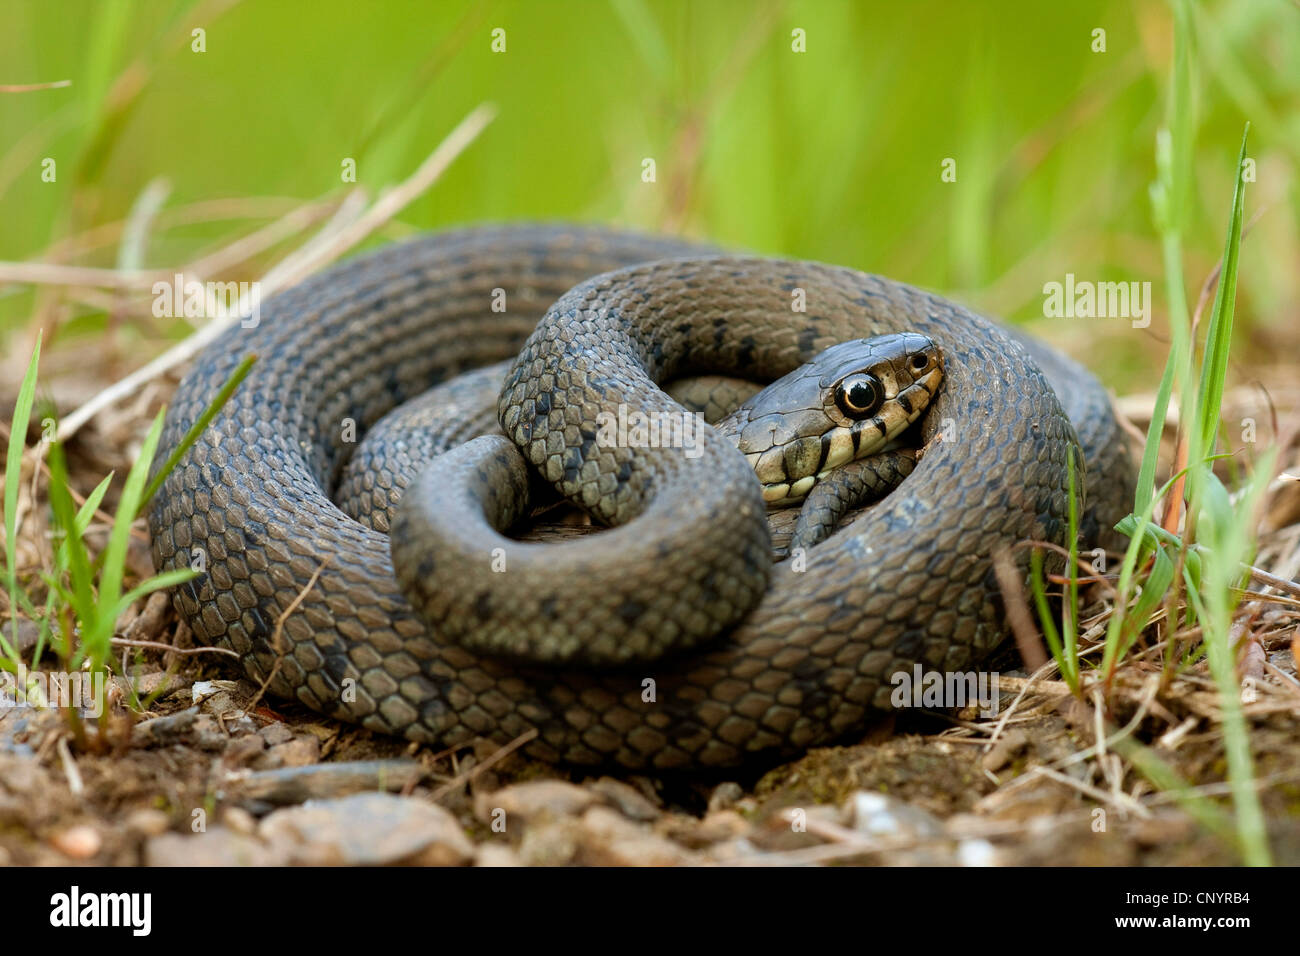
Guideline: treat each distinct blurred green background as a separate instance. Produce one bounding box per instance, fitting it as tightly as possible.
[1,0,1297,392]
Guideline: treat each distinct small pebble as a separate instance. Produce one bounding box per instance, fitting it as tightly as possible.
[224,759,423,806]
[259,793,473,866]
[51,824,102,859]
[222,806,259,835]
[708,781,744,813]
[589,777,661,822]
[474,780,596,829]
[124,808,171,837]
[258,722,296,747]
[475,843,523,867]
[847,791,945,839]
[957,839,999,867]
[147,827,284,867]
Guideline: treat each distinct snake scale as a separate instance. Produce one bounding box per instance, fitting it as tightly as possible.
[148,224,1135,769]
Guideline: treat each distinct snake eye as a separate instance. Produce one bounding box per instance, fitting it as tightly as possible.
[834,374,883,419]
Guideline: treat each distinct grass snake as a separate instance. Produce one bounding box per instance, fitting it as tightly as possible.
[148,224,1135,769]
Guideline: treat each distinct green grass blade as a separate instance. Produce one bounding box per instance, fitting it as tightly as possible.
[1063,448,1080,684]
[92,410,165,664]
[1132,352,1178,518]
[1187,122,1269,865]
[72,474,114,537]
[3,334,42,663]
[112,568,198,622]
[1193,124,1250,459]
[1028,549,1066,681]
[609,0,672,84]
[46,444,98,665]
[1167,0,1194,235]
[140,354,256,511]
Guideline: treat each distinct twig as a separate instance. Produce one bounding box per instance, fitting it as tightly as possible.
[55,196,360,441]
[56,736,84,796]
[109,636,239,658]
[429,728,539,802]
[1032,764,1151,818]
[42,196,318,262]
[268,101,498,290]
[117,179,172,273]
[991,547,1049,672]
[0,80,71,93]
[1248,564,1300,599]
[983,655,1066,744]
[54,102,497,439]
[0,262,157,289]
[246,558,330,712]
[1053,675,1161,769]
[183,198,338,280]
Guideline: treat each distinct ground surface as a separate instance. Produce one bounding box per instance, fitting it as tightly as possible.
[2,645,1298,866]
[2,366,1299,867]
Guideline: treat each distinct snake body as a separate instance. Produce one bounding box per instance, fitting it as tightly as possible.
[148,225,1134,769]
[391,331,941,666]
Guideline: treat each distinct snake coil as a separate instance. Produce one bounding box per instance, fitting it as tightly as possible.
[149,225,1134,769]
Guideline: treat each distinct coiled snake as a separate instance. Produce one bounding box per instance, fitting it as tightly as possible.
[148,225,1134,769]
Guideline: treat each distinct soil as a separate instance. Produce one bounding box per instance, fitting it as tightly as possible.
[2,361,1299,867]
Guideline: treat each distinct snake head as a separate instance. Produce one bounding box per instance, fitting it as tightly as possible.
[720,332,943,507]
